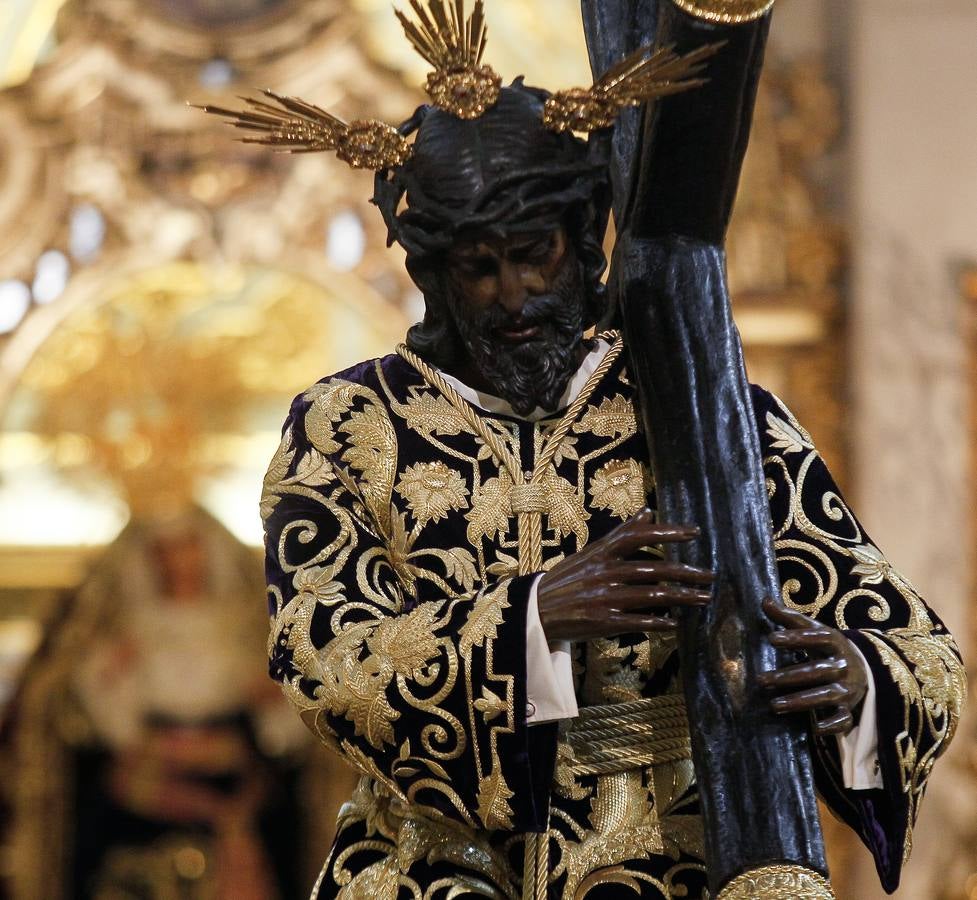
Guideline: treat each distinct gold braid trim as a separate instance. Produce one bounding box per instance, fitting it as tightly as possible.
[532,334,625,476]
[717,864,834,899]
[670,0,775,25]
[395,343,522,479]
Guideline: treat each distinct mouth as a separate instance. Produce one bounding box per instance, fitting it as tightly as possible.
[496,323,542,343]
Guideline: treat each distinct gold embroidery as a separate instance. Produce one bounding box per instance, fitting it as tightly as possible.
[574,394,637,439]
[460,582,510,656]
[402,387,473,437]
[467,470,514,544]
[848,542,893,586]
[541,466,590,543]
[260,427,296,520]
[716,864,833,899]
[765,410,813,454]
[264,357,956,900]
[589,459,647,520]
[315,604,443,749]
[764,391,965,861]
[303,379,398,537]
[652,758,704,861]
[474,687,507,723]
[397,816,515,896]
[584,639,637,705]
[396,460,470,525]
[477,769,516,830]
[557,771,663,898]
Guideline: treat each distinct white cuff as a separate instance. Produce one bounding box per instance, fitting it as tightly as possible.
[525,575,578,724]
[835,643,883,790]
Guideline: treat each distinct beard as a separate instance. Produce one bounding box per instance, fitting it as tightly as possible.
[448,258,587,417]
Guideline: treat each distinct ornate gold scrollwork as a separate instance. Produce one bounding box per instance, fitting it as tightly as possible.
[670,0,775,25]
[717,864,835,899]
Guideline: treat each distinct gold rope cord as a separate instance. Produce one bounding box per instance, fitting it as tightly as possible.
[395,343,523,478]
[521,832,539,900]
[564,694,692,776]
[397,334,623,900]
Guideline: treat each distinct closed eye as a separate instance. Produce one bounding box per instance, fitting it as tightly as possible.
[457,256,498,279]
[509,236,555,264]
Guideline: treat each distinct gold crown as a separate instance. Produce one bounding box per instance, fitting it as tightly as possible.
[196,0,720,171]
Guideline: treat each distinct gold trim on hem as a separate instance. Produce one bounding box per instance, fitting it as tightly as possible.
[717,864,834,899]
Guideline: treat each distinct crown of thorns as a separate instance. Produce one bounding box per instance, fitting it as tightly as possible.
[197,0,720,170]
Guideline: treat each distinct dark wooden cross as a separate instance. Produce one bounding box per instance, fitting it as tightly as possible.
[581,1,833,895]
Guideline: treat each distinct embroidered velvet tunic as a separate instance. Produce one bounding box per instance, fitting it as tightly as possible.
[261,335,963,899]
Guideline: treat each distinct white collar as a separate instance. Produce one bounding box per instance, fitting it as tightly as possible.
[436,339,612,422]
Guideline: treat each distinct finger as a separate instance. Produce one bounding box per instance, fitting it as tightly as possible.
[757,658,847,690]
[602,586,712,609]
[770,683,847,714]
[814,708,854,737]
[769,628,838,651]
[762,596,816,629]
[605,562,714,586]
[605,613,678,634]
[604,520,699,558]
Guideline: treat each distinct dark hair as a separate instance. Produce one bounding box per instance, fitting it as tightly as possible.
[372,81,610,367]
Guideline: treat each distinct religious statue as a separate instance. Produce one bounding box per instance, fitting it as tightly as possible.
[0,508,320,900]
[205,1,966,897]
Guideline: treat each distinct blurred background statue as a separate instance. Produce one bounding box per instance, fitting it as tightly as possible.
[1,507,320,899]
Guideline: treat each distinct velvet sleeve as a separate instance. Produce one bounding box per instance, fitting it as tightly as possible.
[261,394,556,836]
[753,385,966,893]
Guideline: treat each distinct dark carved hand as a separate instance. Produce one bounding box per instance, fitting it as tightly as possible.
[758,597,869,736]
[536,507,714,642]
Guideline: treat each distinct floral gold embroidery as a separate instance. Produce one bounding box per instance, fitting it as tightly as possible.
[396,461,470,526]
[574,394,637,439]
[557,771,664,897]
[476,769,515,830]
[541,467,590,544]
[589,459,646,520]
[264,355,960,899]
[764,391,965,859]
[402,388,472,438]
[460,582,510,657]
[467,471,514,545]
[848,543,891,586]
[765,410,813,454]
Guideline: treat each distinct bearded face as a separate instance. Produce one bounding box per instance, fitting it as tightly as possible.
[442,226,588,417]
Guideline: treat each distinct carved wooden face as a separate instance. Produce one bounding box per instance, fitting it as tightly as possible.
[441,225,587,414]
[445,227,570,330]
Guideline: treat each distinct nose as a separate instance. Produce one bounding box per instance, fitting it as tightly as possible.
[497,259,545,316]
